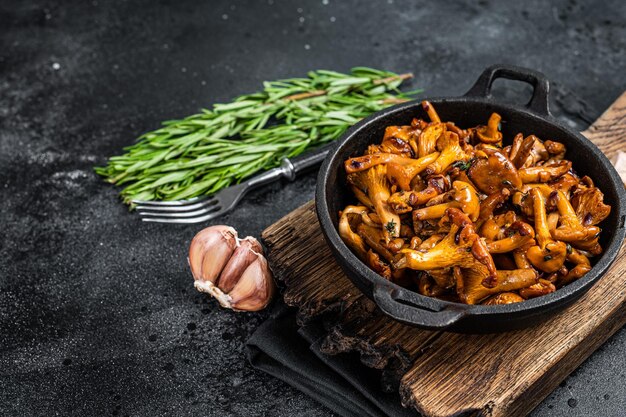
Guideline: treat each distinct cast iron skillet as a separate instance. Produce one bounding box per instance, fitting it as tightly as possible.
[316,64,626,333]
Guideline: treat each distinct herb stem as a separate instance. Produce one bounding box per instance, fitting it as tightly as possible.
[373,73,413,85]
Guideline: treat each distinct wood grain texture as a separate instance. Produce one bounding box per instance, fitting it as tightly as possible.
[582,91,626,161]
[262,93,626,417]
[262,203,365,324]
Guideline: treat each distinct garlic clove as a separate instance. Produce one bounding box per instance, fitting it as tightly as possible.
[217,237,263,293]
[188,225,237,283]
[228,256,275,312]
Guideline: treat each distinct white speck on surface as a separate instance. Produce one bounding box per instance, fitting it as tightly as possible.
[52,62,61,70]
[299,16,305,23]
[51,170,90,189]
[330,16,336,22]
[322,0,329,4]
[222,14,229,20]
[113,64,119,70]
[181,67,187,73]
[304,44,310,50]
[297,7,303,13]
[201,80,206,85]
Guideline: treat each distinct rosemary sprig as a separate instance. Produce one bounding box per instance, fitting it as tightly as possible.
[95,67,419,205]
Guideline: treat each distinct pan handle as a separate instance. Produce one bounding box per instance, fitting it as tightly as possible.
[464,64,551,116]
[373,285,468,330]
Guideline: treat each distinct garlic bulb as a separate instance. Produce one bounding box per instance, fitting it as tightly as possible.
[188,225,275,312]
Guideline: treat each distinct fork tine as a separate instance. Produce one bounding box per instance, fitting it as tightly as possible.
[138,204,222,219]
[131,196,204,207]
[135,198,218,212]
[140,208,227,224]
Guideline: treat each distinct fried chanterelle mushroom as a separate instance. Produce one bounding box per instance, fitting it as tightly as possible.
[338,101,611,305]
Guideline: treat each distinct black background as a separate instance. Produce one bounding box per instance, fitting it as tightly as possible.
[1,0,625,416]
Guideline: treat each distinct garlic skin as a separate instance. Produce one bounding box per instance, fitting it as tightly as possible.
[188,225,275,312]
[228,256,274,311]
[188,225,237,284]
[218,237,263,293]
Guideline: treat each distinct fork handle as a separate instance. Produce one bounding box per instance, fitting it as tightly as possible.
[246,143,334,188]
[288,142,335,178]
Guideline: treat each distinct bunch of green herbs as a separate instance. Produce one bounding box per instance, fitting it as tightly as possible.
[94,67,419,205]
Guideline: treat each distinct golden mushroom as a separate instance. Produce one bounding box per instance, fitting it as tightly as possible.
[526,188,568,273]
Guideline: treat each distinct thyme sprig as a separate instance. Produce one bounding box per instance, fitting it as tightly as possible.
[95,67,419,205]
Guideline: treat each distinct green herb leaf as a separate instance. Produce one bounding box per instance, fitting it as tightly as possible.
[385,220,397,234]
[451,158,474,172]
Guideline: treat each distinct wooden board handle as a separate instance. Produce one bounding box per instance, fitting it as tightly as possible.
[581,91,626,160]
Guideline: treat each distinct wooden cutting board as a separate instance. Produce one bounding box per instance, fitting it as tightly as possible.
[262,92,626,417]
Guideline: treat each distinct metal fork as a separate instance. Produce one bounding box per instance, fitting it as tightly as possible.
[133,143,334,223]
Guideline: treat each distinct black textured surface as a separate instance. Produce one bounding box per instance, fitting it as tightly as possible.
[0,1,624,416]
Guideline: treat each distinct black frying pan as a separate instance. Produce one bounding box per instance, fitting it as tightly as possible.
[316,64,626,333]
